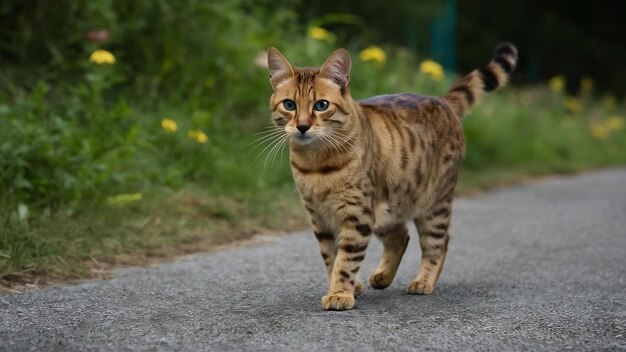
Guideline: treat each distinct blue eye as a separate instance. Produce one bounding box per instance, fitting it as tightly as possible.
[314,100,329,111]
[283,99,296,111]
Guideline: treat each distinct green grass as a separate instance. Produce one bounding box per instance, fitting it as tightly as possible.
[0,185,306,287]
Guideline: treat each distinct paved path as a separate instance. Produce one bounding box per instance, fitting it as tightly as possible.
[1,169,626,351]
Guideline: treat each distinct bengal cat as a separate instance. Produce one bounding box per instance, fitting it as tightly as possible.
[266,43,518,310]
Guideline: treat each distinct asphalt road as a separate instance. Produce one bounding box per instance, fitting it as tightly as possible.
[1,169,626,351]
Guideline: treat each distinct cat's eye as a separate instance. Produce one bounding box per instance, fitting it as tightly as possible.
[313,100,329,111]
[283,99,296,111]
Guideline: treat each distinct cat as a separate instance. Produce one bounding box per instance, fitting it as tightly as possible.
[266,43,517,310]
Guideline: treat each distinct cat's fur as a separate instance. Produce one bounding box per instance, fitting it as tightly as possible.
[266,43,518,310]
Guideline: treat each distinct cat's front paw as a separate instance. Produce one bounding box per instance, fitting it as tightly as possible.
[407,279,434,295]
[322,292,355,310]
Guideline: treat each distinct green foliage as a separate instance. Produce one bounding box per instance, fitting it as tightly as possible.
[0,72,141,208]
[0,0,300,209]
[463,90,626,172]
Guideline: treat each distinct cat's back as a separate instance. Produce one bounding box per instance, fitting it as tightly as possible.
[359,93,459,128]
[360,93,447,111]
[359,92,463,160]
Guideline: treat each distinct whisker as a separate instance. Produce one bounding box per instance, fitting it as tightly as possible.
[330,131,359,155]
[325,130,359,159]
[250,137,282,151]
[250,132,284,148]
[252,126,281,135]
[267,134,286,168]
[254,133,286,163]
[251,129,284,139]
[317,134,334,159]
[270,135,290,167]
[249,130,285,149]
[319,133,342,160]
[280,137,288,164]
[264,134,289,170]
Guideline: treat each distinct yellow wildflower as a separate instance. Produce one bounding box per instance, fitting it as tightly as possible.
[580,75,593,94]
[603,95,617,110]
[89,49,116,65]
[107,193,143,206]
[564,96,583,113]
[161,118,178,133]
[188,129,208,144]
[606,116,624,131]
[419,60,444,81]
[590,123,609,140]
[359,46,386,64]
[307,27,333,42]
[548,75,565,93]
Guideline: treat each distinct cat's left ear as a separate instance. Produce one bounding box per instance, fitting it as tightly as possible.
[267,47,294,89]
[320,48,351,88]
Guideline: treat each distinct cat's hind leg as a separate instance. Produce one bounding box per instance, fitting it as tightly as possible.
[408,203,451,295]
[368,223,410,289]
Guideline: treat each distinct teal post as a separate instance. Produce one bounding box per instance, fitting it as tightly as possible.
[430,0,457,72]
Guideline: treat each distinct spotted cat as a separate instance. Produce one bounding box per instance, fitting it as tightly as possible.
[266,43,518,310]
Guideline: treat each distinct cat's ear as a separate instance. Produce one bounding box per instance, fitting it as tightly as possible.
[267,47,294,88]
[320,48,351,87]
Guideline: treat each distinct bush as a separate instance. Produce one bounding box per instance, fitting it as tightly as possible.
[0,0,301,209]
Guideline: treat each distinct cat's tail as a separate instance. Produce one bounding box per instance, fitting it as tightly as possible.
[443,42,518,118]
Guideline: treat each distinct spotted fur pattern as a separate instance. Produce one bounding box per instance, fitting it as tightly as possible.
[266,43,518,310]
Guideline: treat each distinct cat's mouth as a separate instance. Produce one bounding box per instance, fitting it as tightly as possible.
[292,133,316,145]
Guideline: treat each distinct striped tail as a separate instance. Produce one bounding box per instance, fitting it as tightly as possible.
[444,42,518,118]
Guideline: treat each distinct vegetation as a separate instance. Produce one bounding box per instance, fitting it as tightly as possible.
[1,1,624,288]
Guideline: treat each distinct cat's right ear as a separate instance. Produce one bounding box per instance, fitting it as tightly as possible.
[267,47,294,89]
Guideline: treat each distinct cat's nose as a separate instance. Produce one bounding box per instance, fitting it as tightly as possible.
[296,125,310,134]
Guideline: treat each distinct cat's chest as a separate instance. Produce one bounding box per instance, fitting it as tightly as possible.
[295,173,347,209]
[294,168,371,225]
[299,186,346,229]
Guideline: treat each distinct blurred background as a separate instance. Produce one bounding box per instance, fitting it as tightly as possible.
[1,0,625,286]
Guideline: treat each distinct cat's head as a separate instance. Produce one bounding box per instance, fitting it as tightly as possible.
[267,48,354,147]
